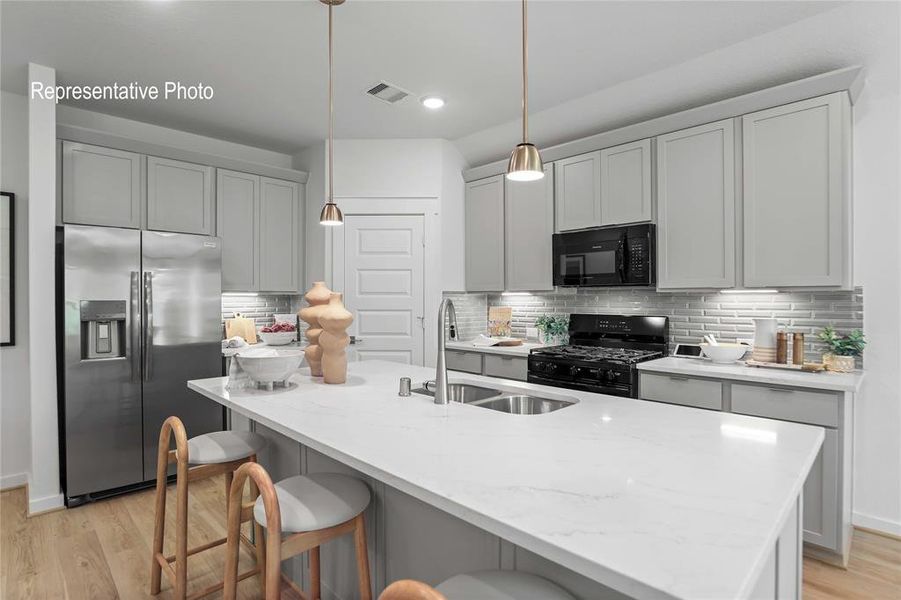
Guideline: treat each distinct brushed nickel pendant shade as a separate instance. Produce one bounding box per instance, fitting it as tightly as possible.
[506,0,544,182]
[319,0,345,226]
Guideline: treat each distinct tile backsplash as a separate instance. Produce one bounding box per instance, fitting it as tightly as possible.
[444,287,863,364]
[221,294,296,333]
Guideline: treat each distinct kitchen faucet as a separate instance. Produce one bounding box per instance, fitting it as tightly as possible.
[433,298,457,405]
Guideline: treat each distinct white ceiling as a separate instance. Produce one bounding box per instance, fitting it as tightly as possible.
[2,1,844,156]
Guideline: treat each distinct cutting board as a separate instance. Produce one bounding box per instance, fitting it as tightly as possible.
[225,312,257,344]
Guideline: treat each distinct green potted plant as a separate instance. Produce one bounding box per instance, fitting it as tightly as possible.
[817,325,865,372]
[535,314,569,346]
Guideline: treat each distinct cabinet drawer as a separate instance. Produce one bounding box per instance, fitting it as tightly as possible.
[446,350,482,374]
[731,384,839,428]
[483,355,528,381]
[639,373,723,411]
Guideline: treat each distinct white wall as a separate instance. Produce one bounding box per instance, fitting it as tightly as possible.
[454,2,901,535]
[27,63,62,513]
[0,91,31,490]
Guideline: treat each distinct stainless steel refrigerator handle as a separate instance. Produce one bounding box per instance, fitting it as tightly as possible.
[143,271,153,382]
[130,271,141,382]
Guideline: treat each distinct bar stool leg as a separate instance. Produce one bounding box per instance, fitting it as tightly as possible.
[150,445,168,595]
[354,514,372,600]
[174,446,189,599]
[310,546,321,600]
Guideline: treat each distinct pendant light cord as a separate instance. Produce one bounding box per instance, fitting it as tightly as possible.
[521,0,528,144]
[328,2,334,204]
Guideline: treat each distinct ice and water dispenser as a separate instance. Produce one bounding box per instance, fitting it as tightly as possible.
[80,300,127,359]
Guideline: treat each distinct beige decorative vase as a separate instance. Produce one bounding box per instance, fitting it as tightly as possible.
[298,282,332,377]
[319,292,353,385]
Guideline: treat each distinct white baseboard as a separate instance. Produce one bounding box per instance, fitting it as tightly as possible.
[0,472,28,490]
[28,491,65,516]
[853,511,901,537]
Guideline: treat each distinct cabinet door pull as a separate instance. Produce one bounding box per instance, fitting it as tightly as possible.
[669,376,690,382]
[768,387,794,394]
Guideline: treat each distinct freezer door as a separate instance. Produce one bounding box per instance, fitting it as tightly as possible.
[141,231,224,479]
[62,225,144,497]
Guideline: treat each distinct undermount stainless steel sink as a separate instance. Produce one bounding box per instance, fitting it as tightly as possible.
[413,383,576,415]
[413,383,502,404]
[470,395,575,415]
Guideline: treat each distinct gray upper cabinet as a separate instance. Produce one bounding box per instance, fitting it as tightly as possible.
[217,169,260,292]
[656,119,736,289]
[742,92,851,288]
[465,175,505,291]
[62,141,142,228]
[505,164,554,291]
[599,139,652,225]
[259,177,302,293]
[554,151,601,231]
[146,156,213,235]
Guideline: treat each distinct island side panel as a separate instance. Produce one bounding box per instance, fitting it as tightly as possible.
[748,495,802,600]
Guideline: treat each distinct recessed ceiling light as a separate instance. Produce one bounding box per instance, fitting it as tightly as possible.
[421,96,445,109]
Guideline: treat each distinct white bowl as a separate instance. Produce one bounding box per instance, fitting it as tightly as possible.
[236,347,304,385]
[700,343,749,364]
[259,331,296,346]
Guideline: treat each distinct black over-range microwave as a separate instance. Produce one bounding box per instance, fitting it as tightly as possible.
[552,223,656,287]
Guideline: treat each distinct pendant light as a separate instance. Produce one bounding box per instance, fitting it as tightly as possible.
[506,0,544,182]
[319,0,344,226]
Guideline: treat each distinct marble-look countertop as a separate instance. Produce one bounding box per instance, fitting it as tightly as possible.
[638,356,864,393]
[446,339,546,357]
[189,360,822,600]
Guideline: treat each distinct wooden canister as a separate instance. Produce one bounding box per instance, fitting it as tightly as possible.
[776,331,788,364]
[792,332,805,365]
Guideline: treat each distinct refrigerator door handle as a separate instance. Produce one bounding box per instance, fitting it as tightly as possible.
[130,271,141,382]
[143,271,154,382]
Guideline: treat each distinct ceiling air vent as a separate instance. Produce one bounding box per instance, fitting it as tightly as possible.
[365,81,411,104]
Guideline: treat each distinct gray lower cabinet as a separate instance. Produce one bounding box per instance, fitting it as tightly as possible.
[259,177,302,292]
[465,175,505,291]
[447,350,528,382]
[599,139,652,225]
[504,164,554,291]
[742,92,851,288]
[446,350,483,374]
[62,141,142,228]
[146,156,213,235]
[656,119,735,289]
[217,169,260,292]
[639,372,850,559]
[554,151,601,232]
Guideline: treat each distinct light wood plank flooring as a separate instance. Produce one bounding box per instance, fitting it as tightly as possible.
[2,478,899,599]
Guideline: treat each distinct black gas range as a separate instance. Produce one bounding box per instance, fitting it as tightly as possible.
[527,314,668,397]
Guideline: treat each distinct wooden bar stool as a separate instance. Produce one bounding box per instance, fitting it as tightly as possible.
[223,462,373,600]
[379,571,575,600]
[150,416,268,600]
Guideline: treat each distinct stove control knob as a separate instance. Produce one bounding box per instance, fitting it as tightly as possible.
[604,370,618,382]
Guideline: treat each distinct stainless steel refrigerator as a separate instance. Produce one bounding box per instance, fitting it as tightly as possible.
[58,224,224,505]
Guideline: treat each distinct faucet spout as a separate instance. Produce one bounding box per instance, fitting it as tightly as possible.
[434,298,456,405]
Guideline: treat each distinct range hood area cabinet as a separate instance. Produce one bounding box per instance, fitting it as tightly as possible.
[464,167,555,292]
[61,140,305,294]
[554,138,653,232]
[656,91,852,290]
[217,169,302,293]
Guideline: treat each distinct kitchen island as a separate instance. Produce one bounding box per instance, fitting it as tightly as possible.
[188,360,823,600]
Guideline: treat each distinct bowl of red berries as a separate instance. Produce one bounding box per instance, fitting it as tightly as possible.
[259,321,297,346]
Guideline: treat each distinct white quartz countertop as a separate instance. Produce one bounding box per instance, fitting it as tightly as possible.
[446,339,545,357]
[188,360,823,600]
[638,356,864,393]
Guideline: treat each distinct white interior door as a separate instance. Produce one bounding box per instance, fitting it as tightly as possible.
[338,214,425,365]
